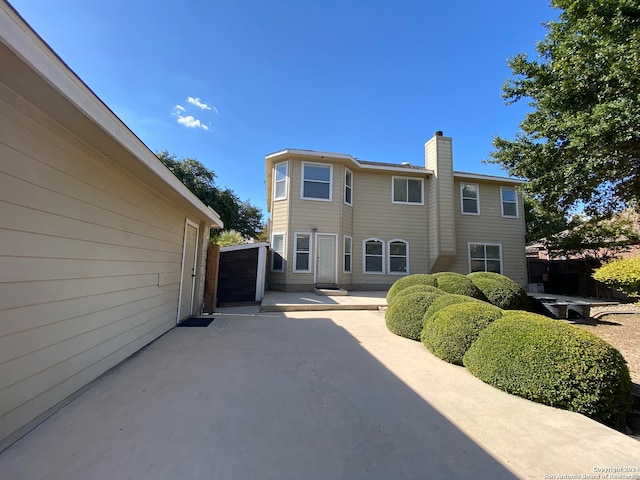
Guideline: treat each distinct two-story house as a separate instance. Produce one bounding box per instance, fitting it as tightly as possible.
[265,131,527,291]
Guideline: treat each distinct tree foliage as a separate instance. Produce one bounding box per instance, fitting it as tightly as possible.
[490,0,640,217]
[546,211,640,260]
[157,150,263,239]
[211,229,246,247]
[523,195,568,243]
[528,207,640,261]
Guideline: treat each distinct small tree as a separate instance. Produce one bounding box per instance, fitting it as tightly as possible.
[593,256,640,298]
[212,229,246,247]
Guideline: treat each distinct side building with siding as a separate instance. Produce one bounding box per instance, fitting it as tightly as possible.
[0,3,223,449]
[265,132,526,291]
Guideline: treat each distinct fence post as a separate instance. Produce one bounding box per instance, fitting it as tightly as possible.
[204,243,220,313]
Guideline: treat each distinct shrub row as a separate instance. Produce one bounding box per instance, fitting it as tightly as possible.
[386,272,528,310]
[383,273,633,426]
[463,311,632,427]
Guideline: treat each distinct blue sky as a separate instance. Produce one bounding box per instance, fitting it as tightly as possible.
[10,0,557,217]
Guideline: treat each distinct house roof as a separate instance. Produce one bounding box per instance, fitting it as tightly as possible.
[453,171,525,185]
[0,2,223,228]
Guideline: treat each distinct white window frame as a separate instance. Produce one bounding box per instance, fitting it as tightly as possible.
[387,239,409,275]
[343,235,353,273]
[301,162,333,201]
[500,187,519,218]
[274,161,288,201]
[460,183,480,215]
[468,242,503,274]
[392,176,424,205]
[363,238,385,274]
[293,232,312,272]
[344,168,353,206]
[271,232,286,272]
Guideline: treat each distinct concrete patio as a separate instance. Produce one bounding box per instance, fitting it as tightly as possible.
[259,290,388,312]
[1,307,639,479]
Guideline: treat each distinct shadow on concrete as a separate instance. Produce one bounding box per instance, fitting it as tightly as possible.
[0,312,516,479]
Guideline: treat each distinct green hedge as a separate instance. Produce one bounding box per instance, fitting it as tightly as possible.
[392,284,445,304]
[422,294,485,324]
[385,290,446,340]
[467,272,530,309]
[422,302,503,365]
[386,274,437,304]
[593,256,640,297]
[463,311,632,427]
[432,273,487,300]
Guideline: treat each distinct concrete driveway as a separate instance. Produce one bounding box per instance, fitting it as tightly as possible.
[1,309,639,479]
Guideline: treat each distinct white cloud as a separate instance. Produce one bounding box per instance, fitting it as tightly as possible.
[176,114,209,131]
[187,97,210,110]
[175,104,186,112]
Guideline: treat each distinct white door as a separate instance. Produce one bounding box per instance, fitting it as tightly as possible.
[316,235,336,285]
[178,221,199,321]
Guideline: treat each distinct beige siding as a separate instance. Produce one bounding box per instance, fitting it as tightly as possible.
[352,171,429,288]
[286,159,343,286]
[451,180,527,285]
[341,166,354,285]
[425,135,456,269]
[0,87,203,445]
[268,161,290,288]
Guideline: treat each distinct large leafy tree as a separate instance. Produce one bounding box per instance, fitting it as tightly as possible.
[157,150,264,239]
[524,195,568,242]
[490,0,640,217]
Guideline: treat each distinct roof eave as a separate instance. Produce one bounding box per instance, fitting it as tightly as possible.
[453,171,525,185]
[0,2,223,228]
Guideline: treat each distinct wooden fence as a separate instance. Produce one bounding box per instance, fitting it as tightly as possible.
[203,243,220,313]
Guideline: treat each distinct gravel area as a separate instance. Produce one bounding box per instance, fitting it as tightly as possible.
[574,304,640,391]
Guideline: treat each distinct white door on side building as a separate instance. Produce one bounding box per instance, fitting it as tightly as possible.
[178,220,199,321]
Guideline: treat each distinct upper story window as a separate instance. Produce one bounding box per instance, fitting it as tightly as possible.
[274,162,288,201]
[461,183,479,215]
[363,238,384,274]
[392,177,423,204]
[302,163,332,201]
[344,168,353,206]
[501,187,519,218]
[271,233,285,272]
[388,240,409,274]
[469,243,502,274]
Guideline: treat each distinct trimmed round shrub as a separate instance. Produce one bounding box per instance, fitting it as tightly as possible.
[422,293,486,324]
[463,311,633,427]
[593,256,640,297]
[432,273,487,300]
[467,272,530,309]
[386,274,437,304]
[392,284,445,304]
[385,290,446,340]
[432,272,467,279]
[421,302,503,365]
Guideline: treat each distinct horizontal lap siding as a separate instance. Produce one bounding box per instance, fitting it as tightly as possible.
[287,160,342,285]
[341,194,354,285]
[0,88,187,443]
[352,171,429,287]
[452,181,527,285]
[269,196,289,286]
